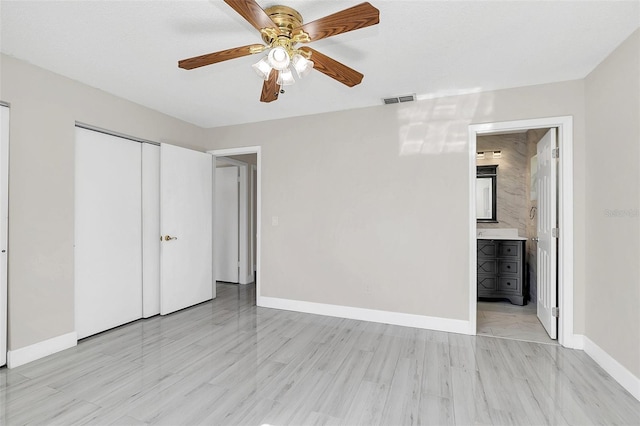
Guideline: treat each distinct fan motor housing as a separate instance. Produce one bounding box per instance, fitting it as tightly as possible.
[262,5,303,43]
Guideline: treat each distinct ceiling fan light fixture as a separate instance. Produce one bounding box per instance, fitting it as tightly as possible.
[178,1,380,103]
[277,68,295,86]
[292,54,314,78]
[252,57,272,80]
[267,46,290,71]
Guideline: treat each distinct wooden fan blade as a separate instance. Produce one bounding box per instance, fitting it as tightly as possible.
[178,44,264,70]
[260,69,280,103]
[300,47,363,87]
[223,0,279,33]
[292,2,379,42]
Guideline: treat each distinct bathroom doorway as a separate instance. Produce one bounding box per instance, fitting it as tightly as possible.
[474,128,556,344]
[468,117,577,349]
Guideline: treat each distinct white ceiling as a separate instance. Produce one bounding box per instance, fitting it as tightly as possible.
[1,1,639,129]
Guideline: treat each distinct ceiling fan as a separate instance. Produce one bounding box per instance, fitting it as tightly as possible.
[178,0,380,103]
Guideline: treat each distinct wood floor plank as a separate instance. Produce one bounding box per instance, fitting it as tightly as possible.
[380,356,422,425]
[0,282,638,426]
[418,394,455,426]
[422,341,453,398]
[342,380,389,426]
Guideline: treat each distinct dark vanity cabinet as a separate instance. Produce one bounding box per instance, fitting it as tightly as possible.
[477,239,526,305]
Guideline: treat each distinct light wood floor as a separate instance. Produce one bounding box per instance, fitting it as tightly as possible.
[1,283,639,425]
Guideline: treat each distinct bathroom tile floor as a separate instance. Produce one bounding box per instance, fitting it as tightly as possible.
[477,300,557,345]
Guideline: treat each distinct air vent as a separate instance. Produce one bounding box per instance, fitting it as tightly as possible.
[382,94,416,105]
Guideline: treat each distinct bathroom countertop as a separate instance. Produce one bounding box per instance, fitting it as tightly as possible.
[477,235,528,241]
[477,228,528,241]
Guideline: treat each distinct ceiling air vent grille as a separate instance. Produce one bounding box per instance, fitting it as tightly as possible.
[382,94,416,105]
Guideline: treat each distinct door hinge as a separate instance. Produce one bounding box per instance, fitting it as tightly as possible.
[552,307,559,318]
[238,261,241,267]
[552,148,559,158]
[552,228,559,238]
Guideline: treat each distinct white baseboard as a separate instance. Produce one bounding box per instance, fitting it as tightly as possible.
[7,331,77,369]
[583,335,640,402]
[564,332,585,350]
[258,296,472,335]
[239,275,253,285]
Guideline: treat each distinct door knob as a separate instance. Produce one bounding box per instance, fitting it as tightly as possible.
[531,237,539,242]
[163,235,178,241]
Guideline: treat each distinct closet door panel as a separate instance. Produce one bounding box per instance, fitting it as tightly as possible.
[160,143,213,315]
[75,128,142,339]
[142,144,160,318]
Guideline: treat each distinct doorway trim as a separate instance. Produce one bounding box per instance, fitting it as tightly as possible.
[209,147,261,298]
[468,116,577,348]
[0,104,9,367]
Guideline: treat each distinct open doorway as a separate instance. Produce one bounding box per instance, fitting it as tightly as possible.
[468,117,577,349]
[475,128,557,344]
[209,147,261,304]
[214,157,242,284]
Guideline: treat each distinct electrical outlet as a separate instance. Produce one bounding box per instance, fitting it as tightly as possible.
[272,216,279,226]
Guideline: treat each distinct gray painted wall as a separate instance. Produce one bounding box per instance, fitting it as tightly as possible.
[585,29,640,378]
[205,79,587,333]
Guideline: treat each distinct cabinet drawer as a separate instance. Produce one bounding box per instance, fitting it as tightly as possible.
[477,260,497,274]
[498,277,521,293]
[478,276,497,292]
[477,241,497,258]
[498,260,520,275]
[498,242,521,259]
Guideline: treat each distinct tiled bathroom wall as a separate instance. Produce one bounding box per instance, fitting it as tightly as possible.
[476,133,528,235]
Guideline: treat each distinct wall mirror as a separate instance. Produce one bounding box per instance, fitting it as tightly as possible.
[476,165,497,222]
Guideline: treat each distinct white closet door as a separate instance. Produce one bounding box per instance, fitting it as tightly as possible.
[142,144,160,318]
[215,166,239,283]
[160,144,213,315]
[75,128,142,339]
[0,106,9,366]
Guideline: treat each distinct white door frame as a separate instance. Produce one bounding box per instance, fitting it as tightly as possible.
[468,116,577,348]
[215,157,249,284]
[0,104,9,367]
[250,164,257,276]
[209,147,261,296]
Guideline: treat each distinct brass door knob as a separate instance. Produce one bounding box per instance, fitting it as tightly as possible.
[163,235,178,241]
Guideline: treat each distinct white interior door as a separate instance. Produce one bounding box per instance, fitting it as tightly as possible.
[0,106,9,366]
[536,129,558,339]
[160,144,213,315]
[215,166,239,283]
[75,128,143,339]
